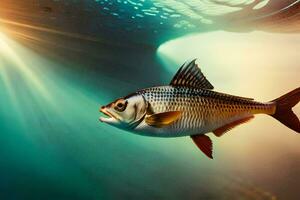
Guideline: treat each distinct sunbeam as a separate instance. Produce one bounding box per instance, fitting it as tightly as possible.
[0,18,101,42]
[0,30,53,103]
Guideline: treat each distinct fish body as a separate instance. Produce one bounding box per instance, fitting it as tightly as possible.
[100,59,300,158]
[133,86,275,137]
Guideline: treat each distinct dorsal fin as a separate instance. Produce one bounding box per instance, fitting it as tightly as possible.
[170,59,214,90]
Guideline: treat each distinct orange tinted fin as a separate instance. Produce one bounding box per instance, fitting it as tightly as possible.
[191,134,213,159]
[145,111,181,128]
[270,87,300,133]
[213,116,254,137]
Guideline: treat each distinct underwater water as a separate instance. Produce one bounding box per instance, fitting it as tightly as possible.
[0,0,300,200]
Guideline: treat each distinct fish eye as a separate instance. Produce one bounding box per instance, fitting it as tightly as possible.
[114,100,127,112]
[117,103,123,108]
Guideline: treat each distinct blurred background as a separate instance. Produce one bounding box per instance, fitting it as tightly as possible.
[0,0,299,199]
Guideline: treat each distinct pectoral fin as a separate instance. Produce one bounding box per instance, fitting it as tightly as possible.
[191,134,213,159]
[145,111,181,128]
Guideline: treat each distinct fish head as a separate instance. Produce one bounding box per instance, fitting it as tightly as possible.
[99,93,148,129]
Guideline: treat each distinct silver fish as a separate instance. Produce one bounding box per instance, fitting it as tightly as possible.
[100,59,300,158]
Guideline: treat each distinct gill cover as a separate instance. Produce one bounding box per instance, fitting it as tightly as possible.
[125,94,149,129]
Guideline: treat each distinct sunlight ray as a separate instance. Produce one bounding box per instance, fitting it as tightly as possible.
[0,31,53,103]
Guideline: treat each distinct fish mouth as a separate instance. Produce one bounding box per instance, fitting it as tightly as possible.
[99,107,118,123]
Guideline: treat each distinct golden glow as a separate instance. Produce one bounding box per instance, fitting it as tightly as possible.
[0,30,52,103]
[157,31,300,166]
[0,31,6,51]
[0,18,101,42]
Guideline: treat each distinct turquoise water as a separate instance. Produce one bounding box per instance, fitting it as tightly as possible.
[0,34,228,200]
[0,0,300,199]
[1,30,299,199]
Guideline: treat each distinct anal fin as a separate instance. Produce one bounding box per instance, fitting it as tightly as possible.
[191,134,213,159]
[213,115,254,137]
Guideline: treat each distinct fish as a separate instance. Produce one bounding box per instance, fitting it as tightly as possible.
[99,59,300,159]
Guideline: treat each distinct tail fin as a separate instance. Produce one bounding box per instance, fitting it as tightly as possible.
[270,87,300,133]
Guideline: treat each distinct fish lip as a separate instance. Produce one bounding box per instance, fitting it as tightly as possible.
[99,107,118,122]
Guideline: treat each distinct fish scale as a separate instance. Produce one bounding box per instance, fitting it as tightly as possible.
[137,86,275,136]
